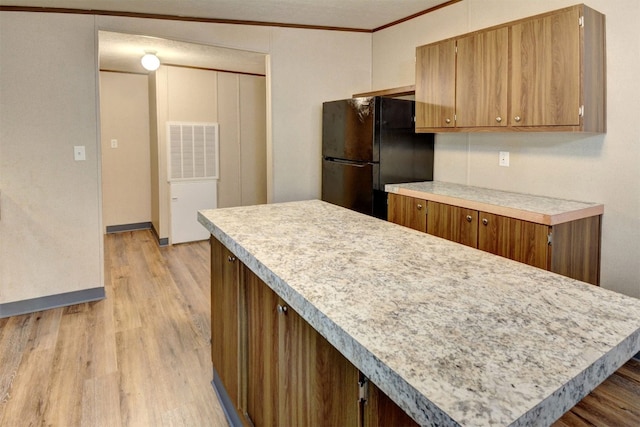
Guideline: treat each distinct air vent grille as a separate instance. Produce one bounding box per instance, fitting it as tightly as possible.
[168,122,219,181]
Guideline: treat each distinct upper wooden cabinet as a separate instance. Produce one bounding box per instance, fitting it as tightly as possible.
[456,27,509,128]
[415,39,456,129]
[415,4,606,133]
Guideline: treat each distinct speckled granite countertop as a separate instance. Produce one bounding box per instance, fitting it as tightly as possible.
[198,200,639,427]
[385,181,604,225]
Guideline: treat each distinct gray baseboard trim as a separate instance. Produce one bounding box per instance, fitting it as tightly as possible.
[0,287,105,318]
[106,221,152,234]
[211,366,245,427]
[151,223,169,247]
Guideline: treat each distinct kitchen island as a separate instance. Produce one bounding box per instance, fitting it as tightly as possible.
[198,200,640,426]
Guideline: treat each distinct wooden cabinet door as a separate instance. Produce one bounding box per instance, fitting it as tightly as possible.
[246,270,360,427]
[456,27,509,128]
[279,303,360,426]
[427,201,478,248]
[415,39,456,129]
[210,237,241,409]
[245,267,280,427]
[510,7,581,127]
[478,212,550,270]
[388,193,427,232]
[364,381,418,427]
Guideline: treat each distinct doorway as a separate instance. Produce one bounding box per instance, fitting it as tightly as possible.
[98,31,269,244]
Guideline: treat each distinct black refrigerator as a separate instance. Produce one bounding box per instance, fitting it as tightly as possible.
[321,96,434,219]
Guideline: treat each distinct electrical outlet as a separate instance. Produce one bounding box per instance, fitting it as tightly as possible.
[111,139,118,148]
[74,145,86,161]
[499,151,509,167]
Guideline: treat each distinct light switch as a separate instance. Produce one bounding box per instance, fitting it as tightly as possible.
[74,145,86,161]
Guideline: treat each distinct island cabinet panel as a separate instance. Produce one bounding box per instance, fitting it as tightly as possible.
[426,200,478,248]
[388,193,427,233]
[279,298,360,426]
[245,267,280,427]
[213,240,384,426]
[364,382,419,427]
[210,236,241,411]
[415,4,605,133]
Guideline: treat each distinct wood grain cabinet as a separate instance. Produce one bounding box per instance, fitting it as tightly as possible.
[388,195,600,285]
[210,237,242,413]
[388,193,427,232]
[245,267,360,426]
[416,28,508,130]
[211,236,407,426]
[426,200,478,248]
[416,4,605,133]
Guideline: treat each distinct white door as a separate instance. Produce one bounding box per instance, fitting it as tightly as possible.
[170,180,217,244]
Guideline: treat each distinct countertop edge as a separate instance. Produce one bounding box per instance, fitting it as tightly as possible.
[514,331,640,426]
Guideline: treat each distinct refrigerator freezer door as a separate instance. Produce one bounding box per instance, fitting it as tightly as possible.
[377,130,434,188]
[376,98,435,189]
[321,159,374,216]
[322,98,375,162]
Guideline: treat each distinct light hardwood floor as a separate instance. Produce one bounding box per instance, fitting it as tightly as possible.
[0,230,228,426]
[1,230,638,426]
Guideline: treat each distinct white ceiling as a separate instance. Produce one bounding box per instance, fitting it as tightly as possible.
[3,0,454,74]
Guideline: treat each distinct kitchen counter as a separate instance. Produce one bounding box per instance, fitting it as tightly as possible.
[198,200,640,426]
[385,181,603,225]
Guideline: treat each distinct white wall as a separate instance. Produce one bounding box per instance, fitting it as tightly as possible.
[0,13,102,304]
[372,0,640,298]
[95,17,372,203]
[0,11,371,305]
[100,72,151,229]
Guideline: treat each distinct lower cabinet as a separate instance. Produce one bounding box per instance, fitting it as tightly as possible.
[388,192,427,233]
[388,194,600,285]
[478,211,549,270]
[210,237,241,410]
[211,236,411,426]
[426,200,478,248]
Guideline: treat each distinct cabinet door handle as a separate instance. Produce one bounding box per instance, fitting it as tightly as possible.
[466,215,473,222]
[416,204,423,210]
[514,115,521,122]
[496,116,502,123]
[482,218,489,226]
[227,255,236,262]
[445,118,451,124]
[277,304,288,315]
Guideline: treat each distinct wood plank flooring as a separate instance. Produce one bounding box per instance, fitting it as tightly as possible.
[0,230,228,427]
[0,229,638,426]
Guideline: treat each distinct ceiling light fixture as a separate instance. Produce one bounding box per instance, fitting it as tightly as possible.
[141,52,160,71]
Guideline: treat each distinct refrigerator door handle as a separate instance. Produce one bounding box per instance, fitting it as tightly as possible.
[326,158,370,167]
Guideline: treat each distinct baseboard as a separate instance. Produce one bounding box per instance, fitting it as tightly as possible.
[106,221,152,234]
[0,287,105,318]
[151,223,169,247]
[211,366,245,427]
